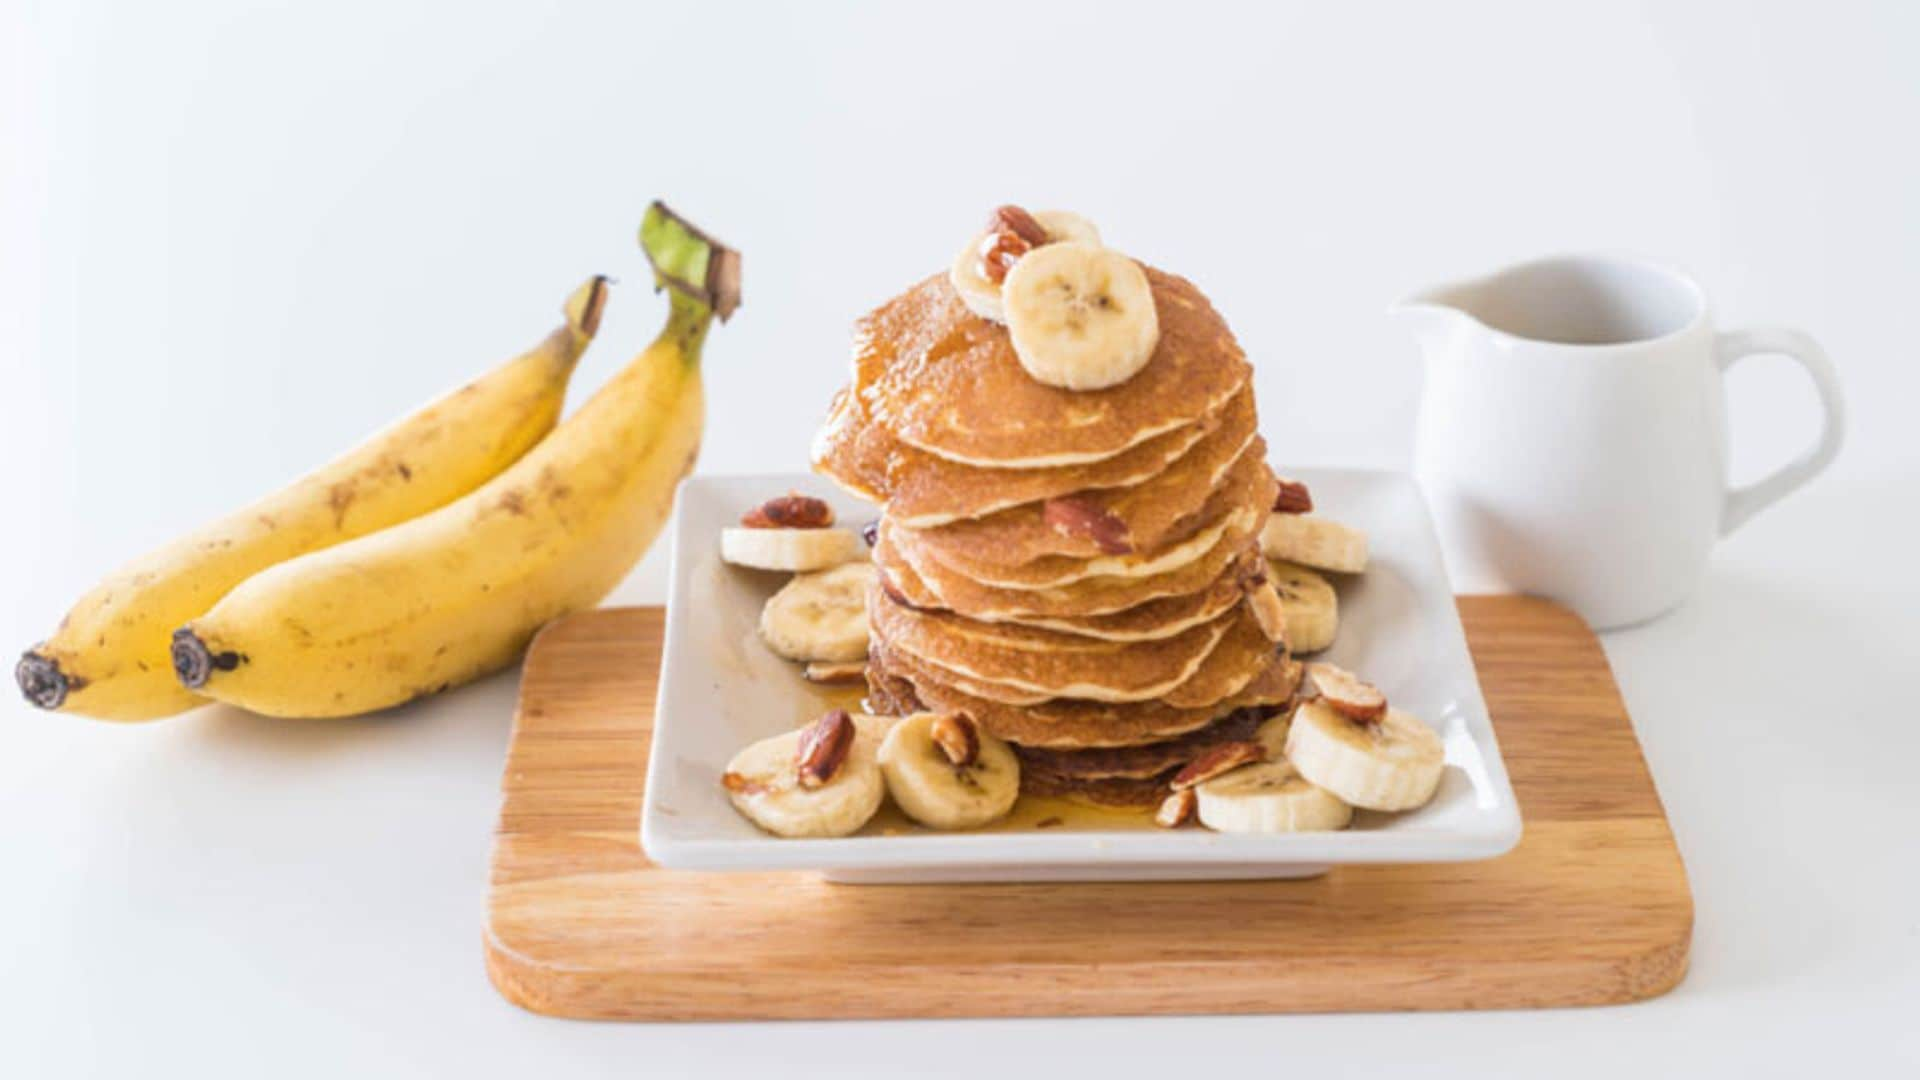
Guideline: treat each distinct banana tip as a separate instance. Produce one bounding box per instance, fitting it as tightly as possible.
[16,651,68,710]
[170,628,242,690]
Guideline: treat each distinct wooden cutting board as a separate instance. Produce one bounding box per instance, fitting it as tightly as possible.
[485,597,1691,1020]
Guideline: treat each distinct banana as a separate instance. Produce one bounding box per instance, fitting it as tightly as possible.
[16,277,607,721]
[1194,758,1354,833]
[947,208,1104,323]
[720,527,865,572]
[877,712,1020,830]
[1285,699,1445,812]
[1002,243,1159,391]
[1266,558,1338,653]
[171,203,739,717]
[723,714,885,838]
[1260,513,1369,574]
[950,235,1010,323]
[1032,210,1101,246]
[758,561,875,663]
[1252,706,1294,757]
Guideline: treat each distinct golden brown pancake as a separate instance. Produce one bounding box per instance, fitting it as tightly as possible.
[869,584,1240,701]
[853,268,1250,468]
[915,606,1279,709]
[864,659,922,717]
[1019,767,1176,807]
[1007,569,1250,641]
[880,396,1232,527]
[868,638,1299,748]
[810,385,892,503]
[1013,705,1276,780]
[900,437,1269,585]
[879,509,1267,620]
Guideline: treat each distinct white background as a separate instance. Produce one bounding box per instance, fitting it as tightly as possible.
[4,0,1918,1075]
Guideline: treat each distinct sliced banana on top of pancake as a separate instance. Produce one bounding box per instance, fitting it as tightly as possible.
[1004,243,1160,391]
[948,206,1104,324]
[1285,698,1445,812]
[1031,209,1101,246]
[878,712,1021,830]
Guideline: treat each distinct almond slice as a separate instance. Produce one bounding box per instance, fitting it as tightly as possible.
[1305,662,1387,722]
[1156,788,1197,828]
[795,709,855,788]
[802,660,867,685]
[1042,495,1134,555]
[1244,573,1289,643]
[742,493,834,529]
[930,712,980,768]
[1272,476,1313,514]
[1170,740,1266,791]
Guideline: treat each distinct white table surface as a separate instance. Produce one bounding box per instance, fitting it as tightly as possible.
[4,1,1917,1075]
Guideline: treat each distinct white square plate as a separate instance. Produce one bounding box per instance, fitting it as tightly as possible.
[641,469,1521,883]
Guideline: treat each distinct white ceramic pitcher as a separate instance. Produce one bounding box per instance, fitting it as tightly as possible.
[1394,254,1844,630]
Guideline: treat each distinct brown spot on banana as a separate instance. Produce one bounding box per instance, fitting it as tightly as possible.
[328,483,356,529]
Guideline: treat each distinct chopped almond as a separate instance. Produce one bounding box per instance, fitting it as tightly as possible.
[930,712,981,768]
[1305,662,1388,722]
[1042,495,1134,555]
[1156,788,1197,828]
[794,709,855,788]
[1170,741,1266,790]
[1272,476,1314,514]
[741,493,834,529]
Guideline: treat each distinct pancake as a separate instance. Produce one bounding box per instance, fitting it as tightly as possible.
[903,410,1261,569]
[914,605,1280,709]
[879,509,1265,620]
[854,268,1250,468]
[869,584,1239,701]
[810,385,892,502]
[881,397,1228,527]
[1019,767,1176,808]
[868,638,1300,748]
[901,437,1270,586]
[1013,704,1276,780]
[864,659,922,716]
[1009,569,1250,642]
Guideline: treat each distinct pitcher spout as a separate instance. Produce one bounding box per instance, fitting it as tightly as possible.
[1388,282,1481,352]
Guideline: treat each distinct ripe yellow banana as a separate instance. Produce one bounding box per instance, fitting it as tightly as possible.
[17,278,608,721]
[172,203,740,717]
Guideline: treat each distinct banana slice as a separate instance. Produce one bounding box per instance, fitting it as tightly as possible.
[1195,759,1353,833]
[721,526,865,572]
[949,236,1010,323]
[947,210,1105,324]
[1285,699,1445,812]
[722,715,885,838]
[1032,209,1101,246]
[1260,514,1368,574]
[878,712,1020,830]
[758,561,875,662]
[1267,558,1338,653]
[1252,707,1294,757]
[1002,243,1160,391]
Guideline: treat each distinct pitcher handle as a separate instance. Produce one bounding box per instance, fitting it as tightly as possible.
[1715,327,1845,536]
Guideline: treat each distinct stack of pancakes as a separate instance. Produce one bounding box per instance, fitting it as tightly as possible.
[813,265,1298,807]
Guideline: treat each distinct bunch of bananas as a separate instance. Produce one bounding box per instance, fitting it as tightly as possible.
[17,202,739,720]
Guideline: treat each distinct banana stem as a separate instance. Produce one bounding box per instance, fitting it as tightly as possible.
[640,201,741,324]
